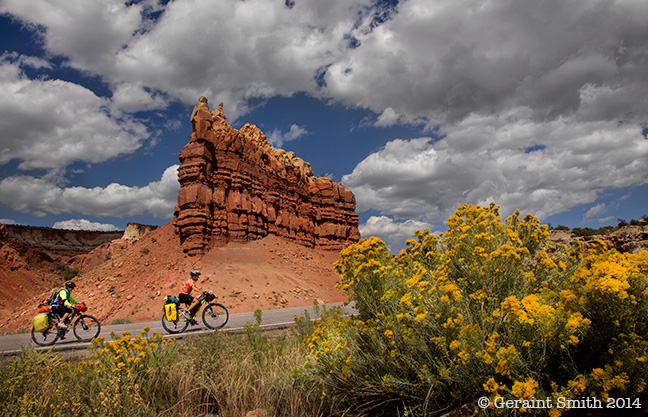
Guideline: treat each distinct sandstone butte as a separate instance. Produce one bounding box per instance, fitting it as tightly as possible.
[175,96,361,255]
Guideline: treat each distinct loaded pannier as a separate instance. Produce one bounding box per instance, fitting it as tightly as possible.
[163,295,179,322]
[33,312,51,333]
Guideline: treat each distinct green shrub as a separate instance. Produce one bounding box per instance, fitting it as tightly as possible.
[551,225,570,231]
[63,267,79,280]
[56,264,80,280]
[110,317,132,325]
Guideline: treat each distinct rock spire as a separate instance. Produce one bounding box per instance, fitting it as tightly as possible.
[174,97,360,255]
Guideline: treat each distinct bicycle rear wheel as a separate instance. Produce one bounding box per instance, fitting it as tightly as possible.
[73,315,101,342]
[31,326,60,346]
[162,307,189,334]
[202,303,229,329]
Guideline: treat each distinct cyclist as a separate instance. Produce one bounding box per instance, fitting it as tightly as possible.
[179,270,202,318]
[51,281,79,329]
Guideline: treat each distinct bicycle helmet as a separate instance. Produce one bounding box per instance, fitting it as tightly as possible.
[190,270,201,277]
[65,281,76,289]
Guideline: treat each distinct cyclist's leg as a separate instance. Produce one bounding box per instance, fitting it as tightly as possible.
[188,298,200,315]
[60,306,74,326]
[176,293,189,318]
[51,306,65,328]
[178,293,192,307]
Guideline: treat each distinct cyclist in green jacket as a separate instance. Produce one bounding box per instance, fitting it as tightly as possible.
[51,281,79,329]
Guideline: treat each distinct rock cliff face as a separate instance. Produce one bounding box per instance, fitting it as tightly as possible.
[174,97,361,255]
[122,223,158,240]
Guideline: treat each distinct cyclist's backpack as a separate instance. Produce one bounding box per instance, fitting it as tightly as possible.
[33,312,51,333]
[46,288,64,306]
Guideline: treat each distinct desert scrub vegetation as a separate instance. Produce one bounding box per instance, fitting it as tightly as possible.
[56,264,80,280]
[552,214,647,237]
[0,324,331,417]
[300,203,648,416]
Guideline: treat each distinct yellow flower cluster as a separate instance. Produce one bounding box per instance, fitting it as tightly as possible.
[84,326,174,377]
[512,377,539,401]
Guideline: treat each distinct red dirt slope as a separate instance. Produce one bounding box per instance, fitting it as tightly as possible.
[1,222,347,333]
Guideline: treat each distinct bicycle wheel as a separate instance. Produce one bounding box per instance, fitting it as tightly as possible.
[73,315,101,342]
[161,307,189,334]
[31,326,60,346]
[202,303,229,329]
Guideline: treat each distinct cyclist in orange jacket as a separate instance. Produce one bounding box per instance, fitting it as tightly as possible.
[178,270,202,318]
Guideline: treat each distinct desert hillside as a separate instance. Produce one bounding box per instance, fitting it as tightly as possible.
[0,222,346,333]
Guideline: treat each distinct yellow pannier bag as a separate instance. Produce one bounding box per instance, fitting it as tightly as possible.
[164,303,178,322]
[33,313,51,333]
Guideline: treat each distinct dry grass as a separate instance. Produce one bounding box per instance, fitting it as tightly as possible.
[0,323,334,417]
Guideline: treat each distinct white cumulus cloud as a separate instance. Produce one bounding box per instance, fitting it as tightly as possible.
[267,124,310,147]
[0,165,180,219]
[360,215,434,252]
[585,203,607,220]
[345,108,648,224]
[52,219,120,231]
[0,55,150,176]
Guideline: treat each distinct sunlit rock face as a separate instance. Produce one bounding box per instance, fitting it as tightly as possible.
[174,97,360,255]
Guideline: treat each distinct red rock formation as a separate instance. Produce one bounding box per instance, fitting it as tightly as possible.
[174,97,360,255]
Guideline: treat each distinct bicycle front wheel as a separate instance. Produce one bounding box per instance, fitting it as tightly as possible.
[31,326,59,346]
[202,303,229,329]
[73,315,101,342]
[162,307,189,334]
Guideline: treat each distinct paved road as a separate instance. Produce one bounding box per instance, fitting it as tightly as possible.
[0,302,355,356]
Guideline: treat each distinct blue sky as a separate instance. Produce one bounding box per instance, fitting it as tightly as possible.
[0,0,647,250]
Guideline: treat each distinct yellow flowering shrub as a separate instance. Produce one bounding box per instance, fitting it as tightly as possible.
[0,327,179,417]
[302,203,648,416]
[74,327,178,416]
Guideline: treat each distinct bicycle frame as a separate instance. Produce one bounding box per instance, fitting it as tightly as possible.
[184,291,216,317]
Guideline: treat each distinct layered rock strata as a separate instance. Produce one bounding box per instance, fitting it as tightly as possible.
[2,224,123,255]
[174,97,360,255]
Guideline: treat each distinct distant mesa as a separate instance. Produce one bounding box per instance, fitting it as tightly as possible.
[1,223,122,256]
[174,97,361,255]
[0,222,156,256]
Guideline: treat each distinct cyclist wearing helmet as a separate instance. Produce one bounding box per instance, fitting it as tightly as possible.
[179,271,202,318]
[52,281,79,329]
